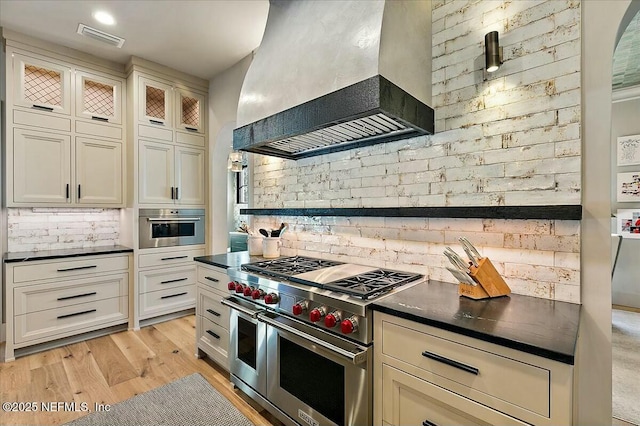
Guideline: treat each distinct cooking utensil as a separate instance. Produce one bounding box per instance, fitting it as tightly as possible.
[446,267,477,286]
[259,229,270,237]
[459,237,482,259]
[444,247,469,271]
[461,244,479,268]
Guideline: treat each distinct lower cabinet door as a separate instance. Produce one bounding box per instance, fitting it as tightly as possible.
[382,364,528,426]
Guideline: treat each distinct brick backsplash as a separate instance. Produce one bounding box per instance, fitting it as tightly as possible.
[250,1,582,303]
[8,208,120,252]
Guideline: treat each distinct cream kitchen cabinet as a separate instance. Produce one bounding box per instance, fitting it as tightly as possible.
[12,51,72,116]
[195,263,230,370]
[139,76,173,127]
[133,247,204,329]
[4,34,127,208]
[3,252,132,362]
[175,88,205,134]
[11,128,123,206]
[138,139,204,206]
[374,312,573,426]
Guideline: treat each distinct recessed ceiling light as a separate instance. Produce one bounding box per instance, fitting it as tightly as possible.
[93,11,115,26]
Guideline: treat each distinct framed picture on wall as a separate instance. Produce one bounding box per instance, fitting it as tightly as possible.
[617,172,640,202]
[616,209,640,239]
[617,134,640,166]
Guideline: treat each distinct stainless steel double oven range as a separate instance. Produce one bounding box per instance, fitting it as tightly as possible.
[222,256,423,426]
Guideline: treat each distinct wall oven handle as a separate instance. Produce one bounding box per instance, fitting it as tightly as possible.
[146,217,201,222]
[257,313,368,365]
[221,298,262,319]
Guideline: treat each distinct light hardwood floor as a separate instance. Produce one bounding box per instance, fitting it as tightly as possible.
[0,315,279,426]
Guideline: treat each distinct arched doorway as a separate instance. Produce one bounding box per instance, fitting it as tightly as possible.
[581,1,640,424]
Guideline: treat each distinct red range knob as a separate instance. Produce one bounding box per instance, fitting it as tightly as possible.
[251,289,263,300]
[292,304,303,316]
[341,317,358,334]
[325,312,341,328]
[309,307,326,323]
[227,281,237,291]
[243,286,254,296]
[235,283,245,293]
[264,293,279,304]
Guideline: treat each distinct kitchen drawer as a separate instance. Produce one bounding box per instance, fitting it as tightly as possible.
[197,315,229,369]
[12,255,129,284]
[138,248,204,268]
[14,273,128,315]
[76,120,122,140]
[176,131,205,147]
[139,266,196,293]
[381,319,550,418]
[14,296,128,345]
[382,364,526,426]
[138,123,173,142]
[197,286,229,328]
[14,109,71,132]
[197,266,229,293]
[139,284,195,319]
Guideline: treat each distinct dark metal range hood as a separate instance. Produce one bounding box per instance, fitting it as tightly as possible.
[234,0,434,160]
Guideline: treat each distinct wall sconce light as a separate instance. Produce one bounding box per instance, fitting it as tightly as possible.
[484,31,503,73]
[228,150,244,173]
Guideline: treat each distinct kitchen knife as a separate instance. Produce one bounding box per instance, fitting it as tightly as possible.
[461,244,479,268]
[444,247,470,271]
[446,267,477,286]
[459,237,483,259]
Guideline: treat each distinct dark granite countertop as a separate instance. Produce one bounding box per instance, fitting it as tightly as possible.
[194,251,271,269]
[4,245,134,263]
[372,280,580,365]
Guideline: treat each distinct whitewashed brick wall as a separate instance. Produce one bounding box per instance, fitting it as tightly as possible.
[250,1,582,303]
[8,208,120,252]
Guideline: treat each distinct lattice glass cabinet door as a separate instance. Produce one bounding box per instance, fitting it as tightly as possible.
[139,76,173,127]
[75,71,122,124]
[175,89,205,134]
[13,53,71,115]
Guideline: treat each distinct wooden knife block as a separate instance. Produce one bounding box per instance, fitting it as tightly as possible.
[458,257,511,300]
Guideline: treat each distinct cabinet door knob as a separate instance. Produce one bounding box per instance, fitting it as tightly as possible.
[78,184,81,199]
[66,184,70,199]
[423,420,438,426]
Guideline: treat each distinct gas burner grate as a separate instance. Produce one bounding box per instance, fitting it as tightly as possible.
[242,256,344,280]
[323,269,422,299]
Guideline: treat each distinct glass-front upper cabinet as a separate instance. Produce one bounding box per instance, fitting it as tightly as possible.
[139,76,172,127]
[175,89,205,134]
[75,70,122,124]
[13,53,71,115]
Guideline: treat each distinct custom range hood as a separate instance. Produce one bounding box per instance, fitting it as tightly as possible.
[233,0,434,160]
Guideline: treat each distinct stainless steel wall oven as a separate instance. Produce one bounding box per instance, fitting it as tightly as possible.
[138,209,205,249]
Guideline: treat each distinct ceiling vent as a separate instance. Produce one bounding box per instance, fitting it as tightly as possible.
[76,23,125,48]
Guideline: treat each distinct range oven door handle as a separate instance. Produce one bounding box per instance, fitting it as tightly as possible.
[146,217,201,222]
[257,313,368,365]
[221,298,262,319]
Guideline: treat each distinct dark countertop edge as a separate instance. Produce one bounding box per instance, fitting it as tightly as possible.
[239,205,582,220]
[371,304,577,365]
[194,256,230,269]
[4,246,134,263]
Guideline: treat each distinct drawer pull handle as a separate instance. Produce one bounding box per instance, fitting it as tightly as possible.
[421,351,479,376]
[57,309,97,319]
[161,292,187,299]
[91,116,109,122]
[185,127,198,132]
[32,104,54,112]
[206,309,221,317]
[149,119,164,125]
[57,291,97,301]
[160,277,188,284]
[57,265,98,272]
[161,255,188,261]
[423,421,438,426]
[205,276,219,283]
[206,330,220,340]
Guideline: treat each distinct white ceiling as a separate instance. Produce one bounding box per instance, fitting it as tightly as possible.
[0,0,269,80]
